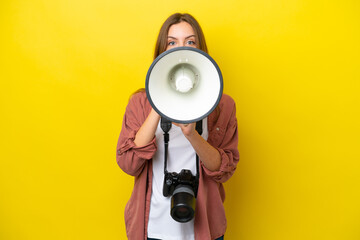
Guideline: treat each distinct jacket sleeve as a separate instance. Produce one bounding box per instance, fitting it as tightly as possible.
[116,92,157,177]
[202,95,240,183]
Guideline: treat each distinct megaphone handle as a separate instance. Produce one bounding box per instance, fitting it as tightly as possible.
[160,117,172,133]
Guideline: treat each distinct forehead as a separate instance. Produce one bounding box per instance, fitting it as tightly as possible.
[168,21,195,37]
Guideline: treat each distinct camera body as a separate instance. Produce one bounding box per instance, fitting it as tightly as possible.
[163,169,199,223]
[163,169,198,197]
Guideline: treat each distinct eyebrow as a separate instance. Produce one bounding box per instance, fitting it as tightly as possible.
[167,35,196,40]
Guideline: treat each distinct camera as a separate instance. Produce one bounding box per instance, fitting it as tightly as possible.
[163,169,199,223]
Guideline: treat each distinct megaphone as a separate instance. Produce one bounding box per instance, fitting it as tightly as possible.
[146,47,223,124]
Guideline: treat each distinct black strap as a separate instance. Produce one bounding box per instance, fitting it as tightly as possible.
[161,117,172,174]
[195,120,202,190]
[161,118,203,181]
[195,120,203,135]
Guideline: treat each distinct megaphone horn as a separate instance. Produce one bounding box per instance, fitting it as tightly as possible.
[146,47,223,124]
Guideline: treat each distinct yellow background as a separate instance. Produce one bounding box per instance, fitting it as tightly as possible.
[1,0,359,239]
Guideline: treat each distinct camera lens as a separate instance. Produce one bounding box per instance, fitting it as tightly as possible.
[170,185,195,223]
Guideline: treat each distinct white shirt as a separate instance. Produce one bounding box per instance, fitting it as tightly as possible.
[147,119,208,240]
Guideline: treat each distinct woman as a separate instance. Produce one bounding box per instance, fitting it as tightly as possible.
[116,13,239,240]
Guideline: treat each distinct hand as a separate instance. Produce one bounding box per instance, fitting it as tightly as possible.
[173,121,221,171]
[173,122,197,138]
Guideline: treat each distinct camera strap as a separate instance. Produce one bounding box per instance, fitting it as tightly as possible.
[161,117,202,195]
[160,117,172,174]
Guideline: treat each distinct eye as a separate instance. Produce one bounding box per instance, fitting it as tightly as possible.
[186,40,196,45]
[168,41,176,46]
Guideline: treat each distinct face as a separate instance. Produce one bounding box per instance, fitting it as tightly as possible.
[166,21,197,50]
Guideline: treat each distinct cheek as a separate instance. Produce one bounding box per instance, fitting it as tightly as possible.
[185,44,197,49]
[166,45,176,51]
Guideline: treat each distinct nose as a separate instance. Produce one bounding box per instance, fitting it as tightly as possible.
[178,42,185,47]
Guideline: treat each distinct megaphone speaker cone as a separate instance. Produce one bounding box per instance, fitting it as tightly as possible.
[172,65,196,93]
[146,47,223,124]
